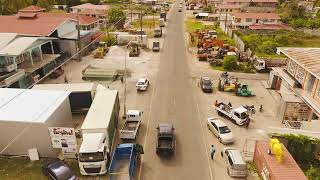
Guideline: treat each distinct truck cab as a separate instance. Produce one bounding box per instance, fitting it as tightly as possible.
[254,59,265,71]
[156,124,175,157]
[79,133,110,175]
[231,107,249,125]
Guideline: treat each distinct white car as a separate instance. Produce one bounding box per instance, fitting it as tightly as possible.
[136,78,149,91]
[207,117,234,144]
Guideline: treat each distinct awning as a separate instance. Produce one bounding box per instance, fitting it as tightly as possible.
[0,37,39,56]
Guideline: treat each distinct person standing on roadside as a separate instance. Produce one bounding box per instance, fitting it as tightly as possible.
[211,145,216,160]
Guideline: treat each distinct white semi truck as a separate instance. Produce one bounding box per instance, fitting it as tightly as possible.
[78,90,119,175]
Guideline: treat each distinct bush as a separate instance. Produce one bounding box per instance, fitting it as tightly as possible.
[202,5,213,13]
[108,8,126,29]
[305,166,320,180]
[101,34,117,47]
[223,55,238,71]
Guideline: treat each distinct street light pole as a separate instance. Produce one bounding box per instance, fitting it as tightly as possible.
[140,4,143,44]
[77,10,82,61]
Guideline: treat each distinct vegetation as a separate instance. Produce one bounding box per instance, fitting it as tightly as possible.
[271,134,320,179]
[235,30,320,57]
[202,5,213,13]
[101,34,117,47]
[223,55,238,71]
[107,8,126,29]
[246,161,263,180]
[277,0,320,29]
[35,0,56,10]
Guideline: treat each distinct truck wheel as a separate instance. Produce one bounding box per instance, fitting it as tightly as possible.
[219,137,222,143]
[218,111,222,116]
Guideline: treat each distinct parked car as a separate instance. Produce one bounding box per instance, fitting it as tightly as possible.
[42,160,78,180]
[221,147,247,177]
[136,78,149,91]
[152,41,160,52]
[200,76,213,93]
[207,117,234,144]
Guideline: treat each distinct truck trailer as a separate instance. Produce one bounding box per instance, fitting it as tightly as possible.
[120,110,143,140]
[78,90,120,175]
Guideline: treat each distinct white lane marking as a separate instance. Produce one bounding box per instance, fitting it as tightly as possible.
[194,93,214,180]
[138,74,157,180]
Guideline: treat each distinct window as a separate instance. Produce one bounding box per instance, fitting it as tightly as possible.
[211,122,218,131]
[295,66,305,83]
[235,112,240,118]
[227,155,234,166]
[246,18,252,22]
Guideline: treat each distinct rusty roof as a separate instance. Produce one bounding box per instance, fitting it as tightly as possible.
[38,13,99,25]
[249,23,288,30]
[255,141,307,180]
[278,47,320,80]
[232,12,280,19]
[0,15,75,36]
[224,0,278,2]
[71,3,109,11]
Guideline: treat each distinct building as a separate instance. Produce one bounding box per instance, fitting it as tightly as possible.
[0,33,61,88]
[231,12,281,29]
[254,141,307,180]
[70,3,108,25]
[215,4,243,13]
[0,88,72,157]
[223,0,278,7]
[268,47,320,122]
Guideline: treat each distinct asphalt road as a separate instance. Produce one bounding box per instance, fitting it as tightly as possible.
[138,2,213,180]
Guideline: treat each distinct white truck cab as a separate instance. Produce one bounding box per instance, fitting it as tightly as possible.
[216,104,249,126]
[254,59,265,71]
[79,133,109,175]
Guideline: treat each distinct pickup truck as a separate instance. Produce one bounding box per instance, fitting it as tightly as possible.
[215,103,249,126]
[156,124,175,157]
[109,143,144,180]
[120,110,143,140]
[136,78,149,91]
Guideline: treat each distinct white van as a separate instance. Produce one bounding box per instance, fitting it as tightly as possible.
[221,147,247,177]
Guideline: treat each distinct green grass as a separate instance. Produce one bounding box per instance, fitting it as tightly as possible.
[211,66,225,71]
[185,18,205,32]
[0,157,82,180]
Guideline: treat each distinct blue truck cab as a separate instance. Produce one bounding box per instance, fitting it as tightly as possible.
[109,143,144,180]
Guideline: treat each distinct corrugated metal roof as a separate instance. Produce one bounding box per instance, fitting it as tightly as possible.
[278,47,320,80]
[0,37,38,56]
[0,88,70,123]
[232,12,280,19]
[0,33,18,50]
[255,141,307,180]
[81,90,118,130]
[33,83,97,92]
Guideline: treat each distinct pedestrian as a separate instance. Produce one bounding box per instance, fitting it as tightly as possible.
[120,76,124,83]
[214,100,218,107]
[245,118,251,128]
[228,102,232,108]
[64,75,68,84]
[210,145,216,160]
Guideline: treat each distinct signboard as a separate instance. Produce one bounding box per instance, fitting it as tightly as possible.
[48,127,77,158]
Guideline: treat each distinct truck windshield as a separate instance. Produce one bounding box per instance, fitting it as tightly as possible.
[138,82,145,85]
[203,80,212,85]
[219,126,231,134]
[240,112,249,119]
[79,152,104,162]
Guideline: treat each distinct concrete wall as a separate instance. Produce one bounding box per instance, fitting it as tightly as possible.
[57,20,77,38]
[0,98,73,157]
[59,39,77,56]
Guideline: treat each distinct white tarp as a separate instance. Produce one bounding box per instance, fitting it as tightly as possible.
[0,33,18,50]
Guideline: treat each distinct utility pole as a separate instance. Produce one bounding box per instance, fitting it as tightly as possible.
[224,11,228,31]
[140,4,143,44]
[77,10,82,61]
[152,1,155,28]
[130,0,133,24]
[123,46,127,118]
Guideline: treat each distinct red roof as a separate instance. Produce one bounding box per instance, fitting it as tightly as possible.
[79,9,105,16]
[71,3,108,11]
[217,4,244,9]
[249,23,288,30]
[233,12,280,19]
[39,13,99,25]
[18,5,46,13]
[16,12,38,18]
[225,0,277,3]
[254,141,307,180]
[0,15,74,36]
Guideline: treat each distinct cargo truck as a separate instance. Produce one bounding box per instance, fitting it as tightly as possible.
[215,103,250,126]
[78,90,120,175]
[254,58,286,72]
[120,110,143,140]
[109,143,144,180]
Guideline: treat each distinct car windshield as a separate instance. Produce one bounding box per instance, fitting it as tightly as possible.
[241,112,249,119]
[203,80,212,85]
[219,126,231,134]
[138,82,145,85]
[79,152,104,162]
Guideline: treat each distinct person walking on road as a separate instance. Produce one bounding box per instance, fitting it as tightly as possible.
[210,145,216,160]
[245,118,251,128]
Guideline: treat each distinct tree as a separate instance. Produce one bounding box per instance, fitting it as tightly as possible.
[223,55,238,71]
[37,0,56,10]
[305,166,320,180]
[66,0,81,8]
[88,0,101,4]
[107,8,126,29]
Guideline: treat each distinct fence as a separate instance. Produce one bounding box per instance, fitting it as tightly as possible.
[219,22,246,52]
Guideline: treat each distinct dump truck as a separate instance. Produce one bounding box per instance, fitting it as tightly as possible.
[216,103,250,126]
[152,41,160,52]
[120,110,143,140]
[109,143,144,180]
[254,58,286,72]
[154,28,162,38]
[156,124,175,157]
